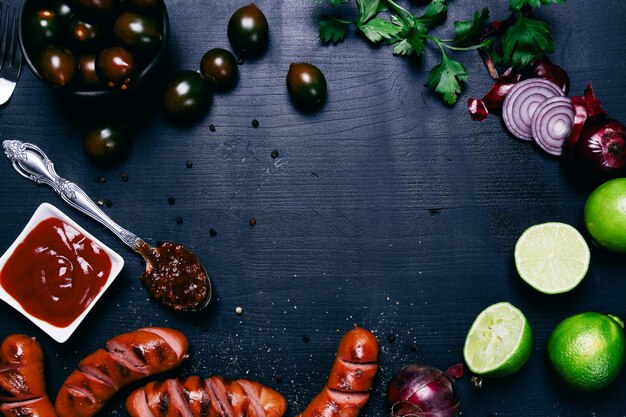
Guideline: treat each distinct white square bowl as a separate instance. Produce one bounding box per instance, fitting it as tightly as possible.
[0,203,124,343]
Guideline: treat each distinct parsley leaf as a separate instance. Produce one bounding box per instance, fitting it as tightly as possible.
[320,17,351,43]
[425,51,468,105]
[509,0,566,11]
[453,8,489,46]
[417,0,447,28]
[405,27,427,55]
[392,39,414,56]
[502,15,554,68]
[358,17,402,43]
[356,0,387,25]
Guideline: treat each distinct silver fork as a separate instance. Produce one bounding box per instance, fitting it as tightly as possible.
[0,1,22,106]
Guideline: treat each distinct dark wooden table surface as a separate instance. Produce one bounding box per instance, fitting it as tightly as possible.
[1,0,625,416]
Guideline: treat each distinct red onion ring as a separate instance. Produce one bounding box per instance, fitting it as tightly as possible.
[531,96,575,156]
[502,79,564,141]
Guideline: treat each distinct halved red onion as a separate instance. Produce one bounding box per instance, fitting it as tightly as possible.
[502,78,564,141]
[531,96,575,156]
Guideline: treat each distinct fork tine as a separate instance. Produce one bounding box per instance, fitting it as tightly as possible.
[0,2,7,72]
[10,5,21,71]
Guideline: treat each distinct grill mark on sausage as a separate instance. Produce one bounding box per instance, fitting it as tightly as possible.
[132,346,147,364]
[0,369,30,400]
[158,391,170,415]
[154,345,167,364]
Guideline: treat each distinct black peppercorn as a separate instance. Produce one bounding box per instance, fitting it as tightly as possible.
[251,119,259,128]
[271,150,278,159]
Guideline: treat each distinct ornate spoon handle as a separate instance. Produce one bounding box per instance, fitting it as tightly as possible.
[2,140,141,249]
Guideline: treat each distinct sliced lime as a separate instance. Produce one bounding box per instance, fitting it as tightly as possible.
[514,222,590,294]
[463,302,533,377]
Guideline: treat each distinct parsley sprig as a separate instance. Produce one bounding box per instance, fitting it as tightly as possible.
[315,0,566,105]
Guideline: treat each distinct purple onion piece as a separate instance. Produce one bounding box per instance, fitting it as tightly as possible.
[468,98,489,121]
[468,68,521,121]
[524,59,570,94]
[502,78,564,141]
[531,96,575,156]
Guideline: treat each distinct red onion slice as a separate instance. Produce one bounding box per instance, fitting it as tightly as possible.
[531,96,575,156]
[502,78,564,141]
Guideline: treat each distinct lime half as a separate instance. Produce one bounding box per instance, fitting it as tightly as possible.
[464,302,533,376]
[514,222,590,294]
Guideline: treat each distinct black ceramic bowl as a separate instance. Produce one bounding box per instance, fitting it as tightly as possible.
[19,0,169,98]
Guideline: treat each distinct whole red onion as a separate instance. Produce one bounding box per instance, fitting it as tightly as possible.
[387,364,464,417]
[564,84,626,181]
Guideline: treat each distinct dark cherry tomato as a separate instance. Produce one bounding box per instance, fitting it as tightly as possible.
[24,10,63,49]
[96,47,135,88]
[68,18,100,50]
[227,3,268,57]
[78,55,100,85]
[73,0,117,14]
[37,46,77,87]
[200,48,238,92]
[286,63,327,111]
[49,1,74,20]
[113,12,162,50]
[83,125,131,165]
[163,70,212,123]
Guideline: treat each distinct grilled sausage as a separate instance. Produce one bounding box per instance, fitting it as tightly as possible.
[125,375,287,417]
[55,328,188,417]
[295,326,379,417]
[0,335,56,417]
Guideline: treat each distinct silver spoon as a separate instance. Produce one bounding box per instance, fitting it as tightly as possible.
[2,140,212,312]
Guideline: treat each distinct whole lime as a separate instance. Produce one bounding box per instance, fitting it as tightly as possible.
[547,312,626,392]
[584,178,626,253]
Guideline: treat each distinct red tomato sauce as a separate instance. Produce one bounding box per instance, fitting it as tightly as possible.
[0,218,111,328]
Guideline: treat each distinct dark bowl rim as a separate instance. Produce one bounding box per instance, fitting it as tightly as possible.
[18,1,170,98]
